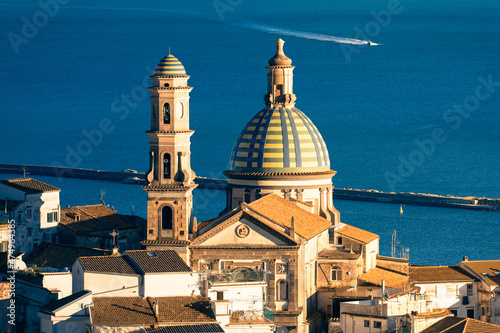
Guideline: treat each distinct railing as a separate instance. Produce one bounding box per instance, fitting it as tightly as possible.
[229,308,274,324]
[208,269,267,283]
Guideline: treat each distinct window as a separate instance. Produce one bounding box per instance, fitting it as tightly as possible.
[47,211,58,223]
[163,103,171,124]
[217,291,224,300]
[27,228,32,237]
[331,266,342,281]
[446,284,457,296]
[467,309,474,319]
[163,153,171,179]
[26,207,32,219]
[277,280,288,300]
[450,309,458,316]
[467,284,473,296]
[374,321,381,328]
[364,320,370,327]
[337,237,343,245]
[161,206,173,230]
[17,213,21,222]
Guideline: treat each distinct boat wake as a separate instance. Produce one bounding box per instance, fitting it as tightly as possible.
[227,19,378,46]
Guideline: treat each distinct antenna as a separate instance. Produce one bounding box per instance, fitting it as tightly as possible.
[100,190,106,206]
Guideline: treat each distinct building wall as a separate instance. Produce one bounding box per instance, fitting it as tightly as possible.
[416,281,478,319]
[15,280,52,333]
[42,272,72,298]
[0,189,60,255]
[72,262,140,296]
[143,273,199,297]
[341,314,387,333]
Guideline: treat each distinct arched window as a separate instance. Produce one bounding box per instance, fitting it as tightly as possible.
[163,153,171,179]
[331,266,342,281]
[152,102,157,119]
[163,103,171,124]
[277,280,288,300]
[161,206,173,230]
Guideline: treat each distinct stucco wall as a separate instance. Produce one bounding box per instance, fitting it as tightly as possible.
[143,273,198,297]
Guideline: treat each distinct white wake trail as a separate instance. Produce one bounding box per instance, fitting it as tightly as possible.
[227,19,377,46]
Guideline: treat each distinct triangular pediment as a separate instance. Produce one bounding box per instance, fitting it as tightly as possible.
[192,210,297,248]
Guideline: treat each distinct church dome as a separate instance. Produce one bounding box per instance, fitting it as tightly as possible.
[154,54,186,76]
[229,106,330,173]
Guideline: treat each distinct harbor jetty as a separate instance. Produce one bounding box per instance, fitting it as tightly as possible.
[0,163,497,211]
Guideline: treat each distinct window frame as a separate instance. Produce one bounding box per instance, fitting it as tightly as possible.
[374,321,382,328]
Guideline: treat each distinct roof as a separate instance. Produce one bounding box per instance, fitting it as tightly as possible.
[0,178,60,194]
[421,316,500,333]
[154,54,187,75]
[25,242,109,268]
[40,290,91,314]
[59,204,144,234]
[229,105,330,174]
[90,295,216,326]
[318,248,361,260]
[78,255,140,275]
[410,265,477,283]
[337,224,379,244]
[246,193,332,240]
[124,250,191,274]
[359,267,410,289]
[0,199,21,211]
[461,260,500,286]
[144,324,224,333]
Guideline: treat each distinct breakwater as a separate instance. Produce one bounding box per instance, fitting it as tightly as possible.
[0,163,497,211]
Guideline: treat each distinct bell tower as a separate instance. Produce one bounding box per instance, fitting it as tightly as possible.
[142,52,197,256]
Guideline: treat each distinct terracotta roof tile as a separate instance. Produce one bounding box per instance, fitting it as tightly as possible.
[246,193,331,240]
[59,204,144,234]
[461,260,500,286]
[26,242,109,268]
[337,224,379,244]
[421,316,500,332]
[359,267,410,288]
[90,296,216,326]
[79,255,140,275]
[144,324,224,333]
[410,266,477,283]
[0,178,60,193]
[125,250,191,273]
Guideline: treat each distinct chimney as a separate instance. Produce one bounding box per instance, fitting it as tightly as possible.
[154,299,159,321]
[111,245,120,256]
[290,217,295,239]
[463,256,468,261]
[192,216,198,238]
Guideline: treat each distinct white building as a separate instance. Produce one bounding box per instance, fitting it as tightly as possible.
[0,178,60,255]
[72,249,200,297]
[410,265,479,319]
[458,259,500,325]
[340,290,440,333]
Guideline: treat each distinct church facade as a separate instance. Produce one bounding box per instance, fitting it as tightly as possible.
[142,40,406,333]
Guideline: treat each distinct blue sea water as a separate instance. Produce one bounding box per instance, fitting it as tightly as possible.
[0,0,498,265]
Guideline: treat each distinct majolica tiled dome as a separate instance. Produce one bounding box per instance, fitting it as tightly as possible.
[154,54,186,75]
[229,106,330,173]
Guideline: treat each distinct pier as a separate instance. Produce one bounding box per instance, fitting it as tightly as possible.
[0,163,497,211]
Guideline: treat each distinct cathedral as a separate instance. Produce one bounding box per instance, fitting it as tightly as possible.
[140,39,407,333]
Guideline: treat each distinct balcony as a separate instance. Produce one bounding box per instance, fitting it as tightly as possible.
[207,268,267,284]
[229,307,274,325]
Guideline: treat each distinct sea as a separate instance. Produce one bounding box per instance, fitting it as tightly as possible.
[0,0,499,265]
